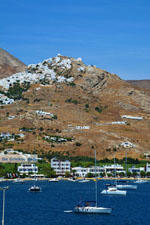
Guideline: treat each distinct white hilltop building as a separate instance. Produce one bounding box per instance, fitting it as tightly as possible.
[0,54,86,105]
[0,55,75,91]
[51,157,71,175]
[121,115,143,120]
[35,110,55,119]
[0,132,25,142]
[120,141,136,148]
[68,125,90,131]
[0,93,14,105]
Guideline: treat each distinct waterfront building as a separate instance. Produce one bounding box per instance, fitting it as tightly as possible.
[104,164,125,174]
[72,167,88,177]
[72,164,125,177]
[128,166,144,174]
[18,164,38,175]
[145,163,150,173]
[51,157,71,175]
[0,149,40,163]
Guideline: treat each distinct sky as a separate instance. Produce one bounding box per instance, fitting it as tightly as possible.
[0,0,150,80]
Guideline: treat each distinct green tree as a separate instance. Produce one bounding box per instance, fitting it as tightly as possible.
[86,173,94,178]
[65,171,71,177]
[140,171,146,177]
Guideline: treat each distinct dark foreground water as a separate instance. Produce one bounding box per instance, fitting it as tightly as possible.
[0,180,150,225]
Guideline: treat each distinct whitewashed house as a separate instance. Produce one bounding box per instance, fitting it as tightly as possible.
[121,115,143,120]
[72,167,88,177]
[104,164,125,174]
[146,163,150,173]
[120,141,136,148]
[51,157,71,175]
[18,164,38,175]
[128,166,144,174]
[72,164,125,177]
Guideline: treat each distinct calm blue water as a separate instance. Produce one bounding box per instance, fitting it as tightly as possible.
[0,180,149,225]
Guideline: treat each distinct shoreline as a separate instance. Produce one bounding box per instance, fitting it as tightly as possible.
[1,177,150,182]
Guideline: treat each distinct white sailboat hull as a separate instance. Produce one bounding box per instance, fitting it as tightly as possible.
[116,184,137,190]
[101,189,126,195]
[74,206,112,214]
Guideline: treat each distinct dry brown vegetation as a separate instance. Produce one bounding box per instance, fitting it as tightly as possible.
[0,55,150,160]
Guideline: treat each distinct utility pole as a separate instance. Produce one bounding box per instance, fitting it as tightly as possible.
[0,187,9,225]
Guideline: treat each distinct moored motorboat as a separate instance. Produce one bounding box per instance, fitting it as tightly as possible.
[49,178,59,182]
[29,185,41,192]
[68,178,76,182]
[101,186,126,195]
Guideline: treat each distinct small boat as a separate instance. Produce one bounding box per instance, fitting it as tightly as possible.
[13,179,24,183]
[101,185,126,195]
[134,179,147,184]
[78,179,90,183]
[29,185,41,192]
[68,178,76,182]
[49,178,59,182]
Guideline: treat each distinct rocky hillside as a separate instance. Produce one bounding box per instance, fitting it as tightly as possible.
[0,54,150,160]
[127,80,150,90]
[0,48,26,79]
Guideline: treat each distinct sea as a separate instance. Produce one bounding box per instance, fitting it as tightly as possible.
[0,179,150,225]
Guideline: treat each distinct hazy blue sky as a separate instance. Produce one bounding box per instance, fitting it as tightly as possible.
[1,0,150,80]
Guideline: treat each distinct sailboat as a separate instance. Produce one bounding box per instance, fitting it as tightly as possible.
[116,152,137,190]
[74,150,112,214]
[101,158,127,195]
[134,162,148,184]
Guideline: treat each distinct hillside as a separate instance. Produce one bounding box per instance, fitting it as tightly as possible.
[127,80,150,90]
[0,48,26,79]
[0,54,150,160]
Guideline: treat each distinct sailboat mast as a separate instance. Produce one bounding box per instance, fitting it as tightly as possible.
[125,151,127,177]
[94,150,98,207]
[114,156,117,185]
